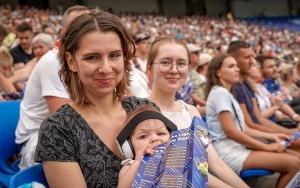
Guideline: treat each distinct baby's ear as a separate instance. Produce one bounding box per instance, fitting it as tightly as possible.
[65,52,77,72]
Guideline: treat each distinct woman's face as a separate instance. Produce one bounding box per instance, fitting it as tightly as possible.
[217,57,240,85]
[66,31,124,98]
[149,43,189,93]
[33,40,51,59]
[248,62,262,80]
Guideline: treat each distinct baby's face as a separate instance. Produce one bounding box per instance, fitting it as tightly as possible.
[130,119,170,152]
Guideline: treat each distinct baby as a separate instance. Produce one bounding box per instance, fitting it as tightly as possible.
[116,106,177,188]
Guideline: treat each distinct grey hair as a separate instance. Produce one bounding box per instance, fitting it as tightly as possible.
[32,33,54,49]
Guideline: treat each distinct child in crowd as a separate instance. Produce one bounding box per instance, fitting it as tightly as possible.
[117,105,177,188]
[0,49,23,100]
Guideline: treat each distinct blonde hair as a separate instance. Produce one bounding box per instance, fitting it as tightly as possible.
[0,50,13,67]
[280,64,294,81]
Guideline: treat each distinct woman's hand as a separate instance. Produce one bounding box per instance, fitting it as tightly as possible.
[271,133,290,144]
[266,142,286,153]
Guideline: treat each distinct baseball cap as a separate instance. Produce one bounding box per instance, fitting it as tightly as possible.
[186,43,201,53]
[198,53,212,66]
[135,32,150,44]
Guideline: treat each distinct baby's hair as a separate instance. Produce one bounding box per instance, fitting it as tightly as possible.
[126,105,160,125]
[0,50,13,67]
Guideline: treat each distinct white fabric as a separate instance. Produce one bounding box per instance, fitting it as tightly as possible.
[129,62,151,98]
[136,57,147,73]
[15,48,69,169]
[255,83,272,112]
[162,100,192,129]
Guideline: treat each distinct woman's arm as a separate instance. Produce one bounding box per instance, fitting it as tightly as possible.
[43,161,87,188]
[208,144,249,188]
[9,58,38,83]
[244,125,290,143]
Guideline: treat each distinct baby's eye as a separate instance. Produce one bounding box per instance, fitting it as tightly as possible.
[140,135,148,139]
[157,132,166,136]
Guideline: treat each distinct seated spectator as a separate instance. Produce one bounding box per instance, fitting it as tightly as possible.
[205,54,300,188]
[258,54,300,115]
[0,24,8,50]
[0,49,23,100]
[227,41,298,137]
[9,33,54,84]
[246,61,300,128]
[10,22,35,70]
[117,105,177,187]
[280,64,300,100]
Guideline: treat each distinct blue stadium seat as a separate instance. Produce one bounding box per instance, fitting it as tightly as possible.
[0,100,21,187]
[0,100,21,175]
[240,169,274,179]
[202,116,274,180]
[9,164,49,188]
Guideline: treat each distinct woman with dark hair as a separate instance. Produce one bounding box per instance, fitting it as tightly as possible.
[35,10,158,187]
[205,54,300,188]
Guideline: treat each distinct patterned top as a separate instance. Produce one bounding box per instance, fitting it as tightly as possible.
[35,96,158,188]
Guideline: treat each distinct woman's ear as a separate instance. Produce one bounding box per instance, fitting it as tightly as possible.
[65,52,77,72]
[216,70,221,78]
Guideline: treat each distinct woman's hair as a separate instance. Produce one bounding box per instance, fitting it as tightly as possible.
[205,54,231,99]
[32,33,54,49]
[59,9,135,106]
[146,36,190,85]
[280,64,294,81]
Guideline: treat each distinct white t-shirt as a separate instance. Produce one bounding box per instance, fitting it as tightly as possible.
[129,62,151,98]
[16,48,68,144]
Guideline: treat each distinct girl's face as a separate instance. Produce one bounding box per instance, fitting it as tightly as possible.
[217,57,240,85]
[33,40,51,59]
[131,119,170,152]
[149,43,189,93]
[66,31,124,98]
[248,62,262,80]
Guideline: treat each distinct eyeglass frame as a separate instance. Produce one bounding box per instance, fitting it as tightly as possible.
[152,61,191,73]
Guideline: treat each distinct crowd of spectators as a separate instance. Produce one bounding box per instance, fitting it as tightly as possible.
[1,3,300,188]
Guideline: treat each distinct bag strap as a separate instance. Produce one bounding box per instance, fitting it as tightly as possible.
[232,102,243,131]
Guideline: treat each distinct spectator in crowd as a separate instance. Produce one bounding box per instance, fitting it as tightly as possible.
[0,49,21,100]
[9,33,54,84]
[42,25,57,40]
[205,53,300,188]
[10,22,35,70]
[246,61,299,128]
[258,55,300,116]
[129,33,151,98]
[15,5,89,170]
[35,9,158,187]
[280,64,300,100]
[0,24,8,50]
[227,40,297,136]
[147,36,249,188]
[117,105,177,188]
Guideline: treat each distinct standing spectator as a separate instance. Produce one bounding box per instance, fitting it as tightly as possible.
[133,32,151,73]
[10,22,35,70]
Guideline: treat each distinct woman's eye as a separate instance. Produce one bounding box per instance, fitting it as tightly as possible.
[110,53,121,59]
[160,61,171,66]
[85,56,98,61]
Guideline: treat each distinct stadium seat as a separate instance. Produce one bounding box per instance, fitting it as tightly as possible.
[9,164,49,188]
[201,116,274,180]
[240,169,274,179]
[0,100,21,174]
